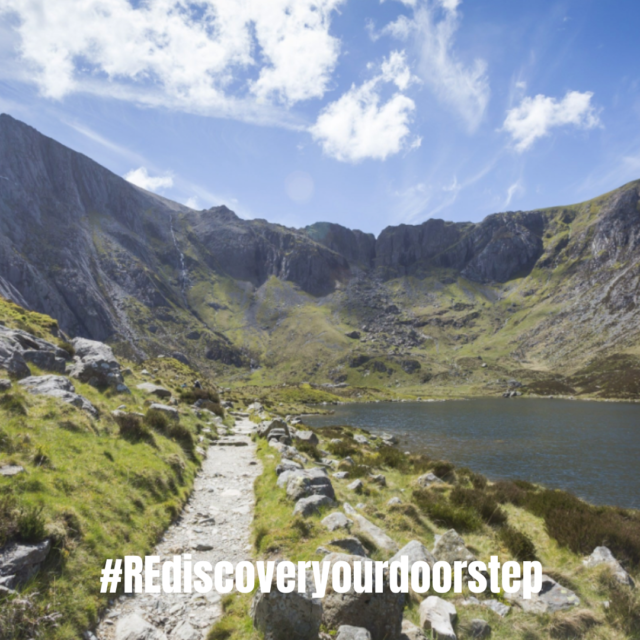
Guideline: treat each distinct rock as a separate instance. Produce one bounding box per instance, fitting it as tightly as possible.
[432,529,475,565]
[148,403,179,421]
[251,567,322,640]
[343,503,398,553]
[416,473,442,488]
[504,574,580,613]
[345,331,361,340]
[334,471,350,480]
[0,342,30,378]
[347,479,364,493]
[370,474,386,487]
[258,419,291,444]
[294,494,335,517]
[170,620,199,640]
[400,619,427,640]
[283,468,336,502]
[336,626,372,640]
[0,539,51,588]
[387,497,402,506]
[18,375,97,415]
[322,512,353,532]
[329,537,367,557]
[115,613,167,640]
[583,546,634,587]
[419,596,457,640]
[171,352,190,366]
[295,431,320,446]
[466,619,491,639]
[380,433,398,445]
[0,465,24,477]
[481,600,510,618]
[354,435,369,445]
[322,553,405,640]
[390,541,435,580]
[136,383,172,399]
[69,338,125,390]
[276,460,304,475]
[22,349,66,373]
[0,379,11,390]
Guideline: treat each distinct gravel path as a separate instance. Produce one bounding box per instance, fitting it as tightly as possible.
[96,417,260,640]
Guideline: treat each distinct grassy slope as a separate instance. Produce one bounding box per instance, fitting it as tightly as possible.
[0,298,222,640]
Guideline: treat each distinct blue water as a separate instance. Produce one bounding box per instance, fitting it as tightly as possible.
[306,399,640,509]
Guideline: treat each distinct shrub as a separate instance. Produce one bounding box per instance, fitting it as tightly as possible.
[32,445,51,467]
[118,413,156,446]
[179,386,221,406]
[408,453,432,474]
[413,488,482,532]
[0,394,27,416]
[430,461,455,481]
[166,423,195,454]
[144,408,170,431]
[450,487,507,525]
[490,480,528,506]
[296,440,322,461]
[498,525,537,561]
[457,468,488,490]
[17,505,47,543]
[326,439,358,458]
[373,445,407,470]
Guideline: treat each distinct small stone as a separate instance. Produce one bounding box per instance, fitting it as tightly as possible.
[466,619,491,639]
[0,465,24,477]
[294,495,334,517]
[0,379,12,391]
[369,474,386,487]
[333,471,350,480]
[115,613,167,640]
[416,473,442,488]
[387,497,402,506]
[400,619,427,640]
[353,435,369,445]
[336,626,372,640]
[347,479,364,493]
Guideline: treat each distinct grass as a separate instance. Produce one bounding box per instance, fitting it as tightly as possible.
[0,358,209,640]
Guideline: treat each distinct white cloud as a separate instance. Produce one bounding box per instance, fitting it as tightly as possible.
[185,196,200,210]
[503,91,601,152]
[0,0,343,120]
[125,167,174,192]
[310,51,419,162]
[504,179,523,207]
[383,0,489,132]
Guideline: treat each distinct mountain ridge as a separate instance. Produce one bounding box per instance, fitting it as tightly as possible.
[1,112,640,399]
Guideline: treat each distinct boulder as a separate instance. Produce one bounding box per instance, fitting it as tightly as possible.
[18,375,97,415]
[283,468,336,501]
[69,338,126,390]
[347,479,364,493]
[295,431,320,446]
[354,435,369,445]
[343,503,398,553]
[115,613,167,640]
[0,465,24,477]
[400,620,427,640]
[170,621,199,640]
[322,512,353,532]
[251,568,322,640]
[419,596,457,640]
[0,539,51,589]
[334,471,350,480]
[294,495,334,517]
[0,327,70,379]
[258,419,291,444]
[148,403,179,421]
[322,553,405,640]
[583,546,634,587]
[0,341,30,379]
[390,541,435,581]
[465,619,491,639]
[416,473,442,488]
[504,574,579,613]
[0,379,12,390]
[329,537,367,557]
[276,460,304,475]
[22,349,66,373]
[345,331,361,340]
[370,474,386,487]
[136,383,171,399]
[336,626,372,640]
[460,597,510,618]
[432,530,475,565]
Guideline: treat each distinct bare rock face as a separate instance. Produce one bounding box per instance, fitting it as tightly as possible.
[321,553,405,640]
[251,568,322,640]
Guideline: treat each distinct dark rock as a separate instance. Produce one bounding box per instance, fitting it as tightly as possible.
[329,537,367,557]
[0,539,51,588]
[18,375,97,415]
[171,351,190,365]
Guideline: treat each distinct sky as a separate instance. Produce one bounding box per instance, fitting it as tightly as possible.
[1,0,639,236]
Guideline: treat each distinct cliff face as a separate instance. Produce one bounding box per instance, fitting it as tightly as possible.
[2,113,640,394]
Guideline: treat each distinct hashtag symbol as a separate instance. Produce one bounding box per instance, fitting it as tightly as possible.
[100,559,123,593]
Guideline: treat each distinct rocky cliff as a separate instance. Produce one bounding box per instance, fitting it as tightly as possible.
[1,113,640,398]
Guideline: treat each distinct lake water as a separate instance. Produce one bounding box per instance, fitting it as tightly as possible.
[305,399,640,510]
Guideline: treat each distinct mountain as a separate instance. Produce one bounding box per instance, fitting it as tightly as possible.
[1,113,640,399]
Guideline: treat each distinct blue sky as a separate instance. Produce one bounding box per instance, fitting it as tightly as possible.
[1,0,639,235]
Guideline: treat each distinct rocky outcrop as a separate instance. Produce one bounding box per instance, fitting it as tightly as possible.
[583,546,634,587]
[69,337,128,391]
[0,325,69,379]
[504,574,580,613]
[114,613,167,640]
[18,375,97,415]
[343,503,398,553]
[304,222,376,269]
[0,539,51,590]
[432,529,475,565]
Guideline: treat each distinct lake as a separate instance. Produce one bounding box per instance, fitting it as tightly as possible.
[305,398,640,510]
